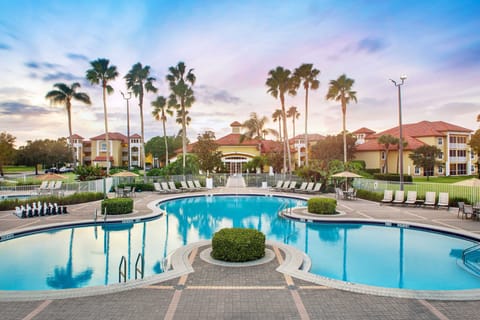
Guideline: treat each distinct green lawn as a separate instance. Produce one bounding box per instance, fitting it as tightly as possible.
[2,165,35,173]
[412,175,477,184]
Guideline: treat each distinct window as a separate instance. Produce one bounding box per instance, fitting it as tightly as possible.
[381,151,386,160]
[414,167,420,175]
[471,151,475,159]
[458,150,466,157]
[449,150,456,157]
[449,136,456,144]
[100,142,107,152]
[458,163,467,175]
[471,165,475,172]
[438,166,443,174]
[438,152,443,160]
[437,137,443,145]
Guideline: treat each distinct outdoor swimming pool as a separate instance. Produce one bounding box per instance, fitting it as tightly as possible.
[0,194,479,292]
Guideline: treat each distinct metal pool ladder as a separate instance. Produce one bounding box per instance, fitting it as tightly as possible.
[118,253,144,283]
[462,244,480,275]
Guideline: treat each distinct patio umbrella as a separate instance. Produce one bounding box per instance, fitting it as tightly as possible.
[36,173,67,180]
[331,171,362,191]
[111,171,139,177]
[452,178,480,187]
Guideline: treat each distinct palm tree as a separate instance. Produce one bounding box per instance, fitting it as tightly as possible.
[241,112,269,141]
[125,63,157,181]
[286,106,300,141]
[152,96,173,167]
[293,64,320,166]
[272,109,283,142]
[86,58,119,175]
[326,74,357,163]
[166,62,196,172]
[266,67,296,174]
[45,82,91,168]
[377,134,399,173]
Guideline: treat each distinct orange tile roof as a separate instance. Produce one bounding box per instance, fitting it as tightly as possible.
[90,132,129,143]
[356,136,425,151]
[230,121,242,127]
[216,133,260,146]
[71,134,84,139]
[352,127,375,135]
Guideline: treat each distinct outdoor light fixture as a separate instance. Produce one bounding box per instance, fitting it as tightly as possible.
[121,91,132,170]
[390,76,407,191]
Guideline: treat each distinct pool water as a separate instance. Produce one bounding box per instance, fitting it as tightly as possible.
[0,195,479,291]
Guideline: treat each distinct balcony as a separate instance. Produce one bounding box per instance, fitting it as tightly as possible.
[449,156,467,163]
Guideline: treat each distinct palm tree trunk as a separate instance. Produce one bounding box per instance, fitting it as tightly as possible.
[281,95,292,174]
[163,119,168,167]
[67,101,76,169]
[304,87,309,166]
[342,100,347,164]
[102,82,110,176]
[181,103,187,172]
[139,92,146,183]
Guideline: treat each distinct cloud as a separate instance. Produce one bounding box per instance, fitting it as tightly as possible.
[42,72,84,82]
[66,53,89,62]
[196,85,243,105]
[356,37,388,54]
[445,41,480,69]
[0,101,50,116]
[0,43,10,50]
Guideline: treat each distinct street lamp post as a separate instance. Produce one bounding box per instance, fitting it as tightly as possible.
[390,76,407,191]
[121,91,132,170]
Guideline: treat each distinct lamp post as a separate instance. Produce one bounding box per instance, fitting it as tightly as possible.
[121,91,132,170]
[390,76,407,190]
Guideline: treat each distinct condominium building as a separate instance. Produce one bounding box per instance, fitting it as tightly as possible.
[354,121,475,176]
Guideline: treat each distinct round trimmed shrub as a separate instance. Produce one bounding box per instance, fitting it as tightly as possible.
[101,198,133,215]
[308,197,337,215]
[211,228,265,262]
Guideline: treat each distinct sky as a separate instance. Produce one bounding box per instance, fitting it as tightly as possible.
[0,0,479,147]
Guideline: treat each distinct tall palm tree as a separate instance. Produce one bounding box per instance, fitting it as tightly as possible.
[326,74,357,163]
[241,112,269,141]
[166,62,196,171]
[45,82,91,168]
[125,63,157,181]
[86,58,119,175]
[293,64,320,166]
[272,109,283,142]
[152,96,173,167]
[266,67,296,174]
[377,134,399,173]
[286,106,300,141]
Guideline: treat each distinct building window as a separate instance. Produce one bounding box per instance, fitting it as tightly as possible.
[100,142,107,152]
[471,151,475,159]
[438,166,443,174]
[450,164,457,176]
[458,163,467,175]
[449,150,456,157]
[437,137,443,145]
[471,165,475,172]
[438,152,443,160]
[414,167,420,175]
[381,151,386,160]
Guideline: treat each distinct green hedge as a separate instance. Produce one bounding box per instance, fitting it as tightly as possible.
[373,173,413,182]
[355,189,384,202]
[0,192,104,211]
[211,228,265,262]
[117,183,154,192]
[101,198,134,215]
[307,197,337,215]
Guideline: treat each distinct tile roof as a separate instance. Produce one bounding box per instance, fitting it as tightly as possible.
[289,133,325,142]
[356,135,425,151]
[216,133,260,146]
[230,121,242,127]
[352,127,375,135]
[93,156,114,161]
[90,132,129,143]
[70,134,84,139]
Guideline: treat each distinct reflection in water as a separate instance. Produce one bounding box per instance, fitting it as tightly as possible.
[46,230,93,289]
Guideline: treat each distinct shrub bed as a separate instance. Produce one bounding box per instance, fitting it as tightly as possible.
[211,228,265,262]
[0,192,104,211]
[101,198,134,215]
[117,183,154,192]
[307,197,337,215]
[355,189,384,202]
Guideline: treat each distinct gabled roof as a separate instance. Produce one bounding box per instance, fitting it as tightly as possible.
[352,127,375,135]
[356,135,425,151]
[130,133,142,139]
[90,132,129,143]
[216,133,260,146]
[289,133,325,143]
[230,121,242,127]
[71,134,84,139]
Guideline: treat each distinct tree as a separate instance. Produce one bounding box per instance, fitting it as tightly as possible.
[377,134,399,173]
[86,58,119,175]
[245,156,268,173]
[145,135,183,167]
[310,134,357,163]
[286,106,300,140]
[0,132,16,176]
[151,96,173,167]
[45,82,91,168]
[469,129,480,177]
[166,61,196,172]
[241,112,273,142]
[272,109,283,141]
[265,142,284,174]
[16,138,72,173]
[408,145,442,180]
[192,131,223,173]
[125,62,157,181]
[293,63,320,166]
[266,66,297,174]
[326,74,357,164]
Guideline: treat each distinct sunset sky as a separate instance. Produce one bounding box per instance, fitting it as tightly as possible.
[1,0,479,147]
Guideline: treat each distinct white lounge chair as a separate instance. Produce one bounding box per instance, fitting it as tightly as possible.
[424,192,436,208]
[270,180,283,191]
[180,181,190,191]
[168,181,183,193]
[306,183,322,194]
[194,180,207,190]
[381,190,393,205]
[437,192,449,209]
[404,191,417,206]
[303,182,315,194]
[187,180,200,191]
[296,182,308,192]
[392,190,405,205]
[154,182,164,193]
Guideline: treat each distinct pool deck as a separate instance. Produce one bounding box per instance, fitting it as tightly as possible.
[1,188,480,319]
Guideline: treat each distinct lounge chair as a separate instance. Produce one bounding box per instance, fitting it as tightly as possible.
[279,181,291,191]
[392,190,405,205]
[296,182,308,192]
[404,191,417,206]
[154,182,165,193]
[180,181,190,191]
[306,183,322,194]
[270,180,283,191]
[52,181,63,195]
[437,192,449,210]
[187,180,201,191]
[36,181,49,194]
[381,190,393,205]
[335,187,343,199]
[194,180,207,190]
[302,182,314,194]
[424,192,436,208]
[287,181,297,191]
[168,181,182,193]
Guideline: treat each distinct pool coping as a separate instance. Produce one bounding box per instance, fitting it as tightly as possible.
[2,192,480,301]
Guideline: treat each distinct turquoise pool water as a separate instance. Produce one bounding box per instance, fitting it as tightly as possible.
[0,194,479,291]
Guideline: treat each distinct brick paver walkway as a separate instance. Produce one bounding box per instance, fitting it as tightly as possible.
[1,188,479,319]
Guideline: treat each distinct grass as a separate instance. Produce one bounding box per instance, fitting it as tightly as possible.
[2,166,36,173]
[412,175,477,184]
